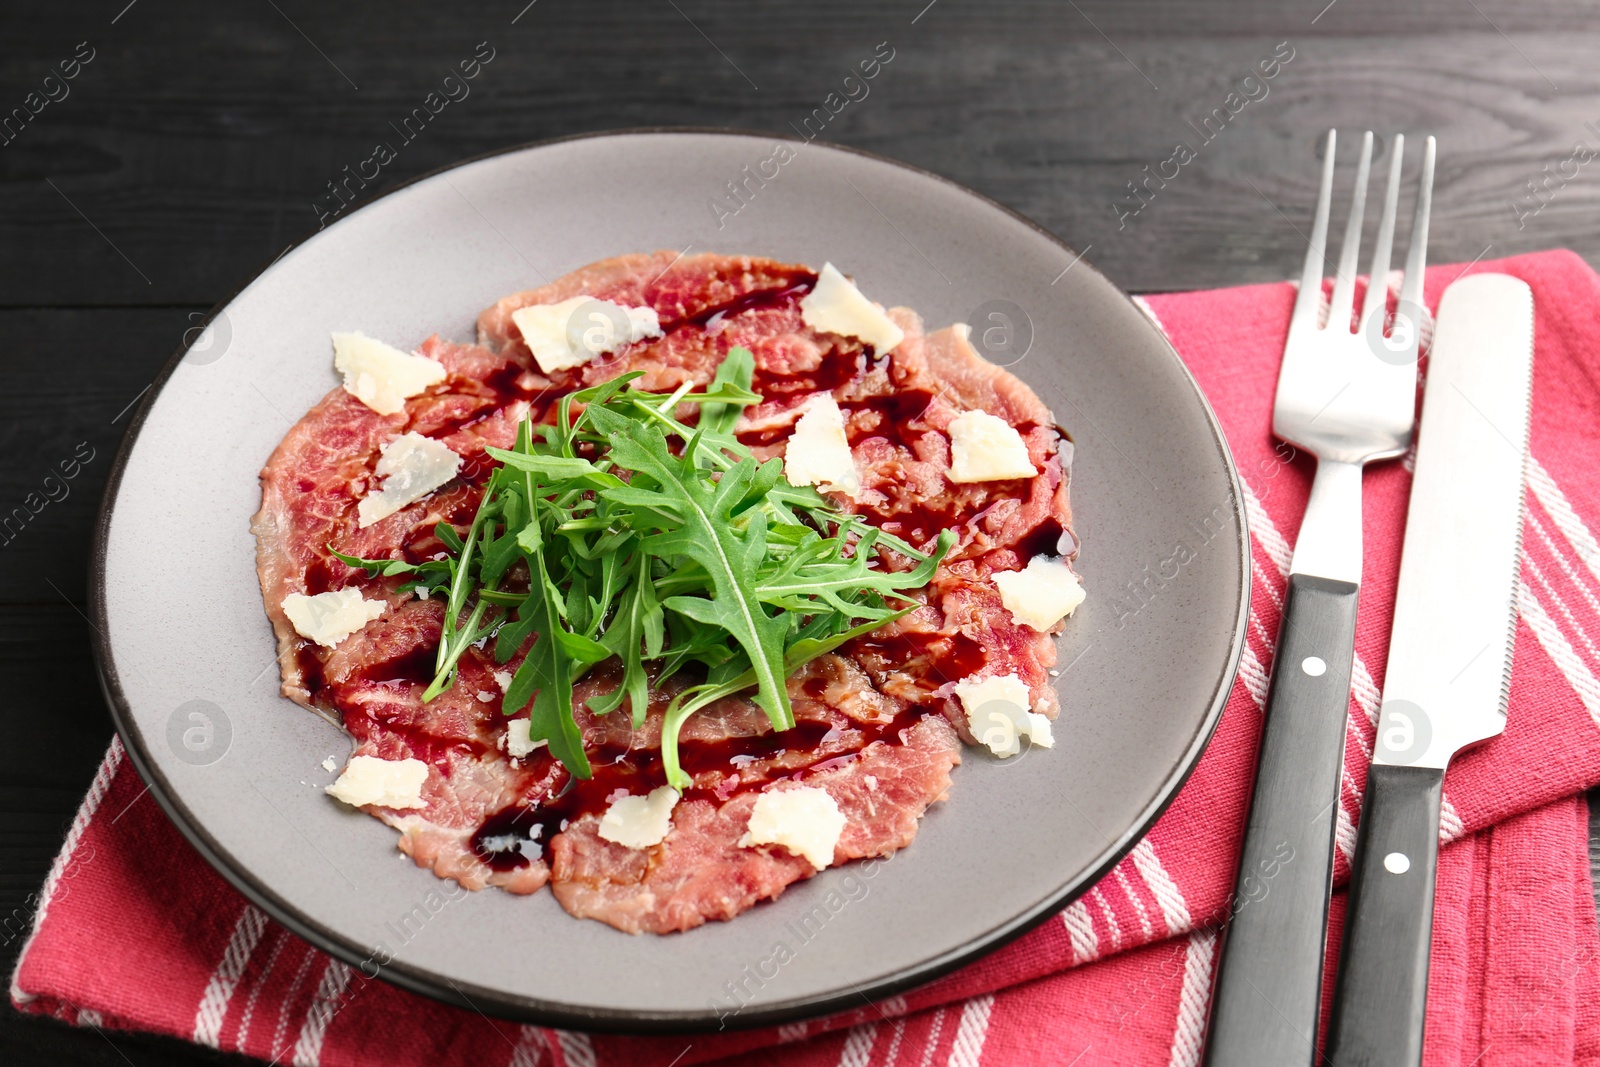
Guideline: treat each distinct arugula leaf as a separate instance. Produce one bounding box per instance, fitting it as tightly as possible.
[325,545,453,598]
[757,529,954,608]
[483,449,623,490]
[589,548,663,725]
[589,409,796,730]
[698,345,756,435]
[333,347,953,787]
[504,570,593,776]
[499,423,595,775]
[431,523,463,554]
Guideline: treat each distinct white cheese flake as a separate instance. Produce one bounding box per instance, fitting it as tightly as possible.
[504,718,546,759]
[356,432,462,528]
[1026,713,1055,749]
[325,755,428,809]
[281,588,386,648]
[332,332,446,415]
[782,393,860,497]
[739,786,846,870]
[946,409,1036,483]
[799,263,904,354]
[992,555,1086,631]
[321,756,338,773]
[493,669,515,693]
[502,716,547,758]
[598,786,680,849]
[511,295,663,374]
[953,673,1054,758]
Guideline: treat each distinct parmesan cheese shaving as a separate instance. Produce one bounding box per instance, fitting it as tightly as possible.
[511,296,663,374]
[946,409,1036,483]
[326,755,428,809]
[504,718,546,759]
[281,588,386,648]
[598,786,679,849]
[799,263,904,354]
[739,786,846,870]
[953,672,1054,758]
[332,332,446,415]
[782,393,861,497]
[992,555,1086,631]
[356,432,462,528]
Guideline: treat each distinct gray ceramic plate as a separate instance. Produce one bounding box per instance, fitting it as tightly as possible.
[93,130,1248,1032]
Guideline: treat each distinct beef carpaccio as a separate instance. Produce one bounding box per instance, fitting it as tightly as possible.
[253,252,1079,934]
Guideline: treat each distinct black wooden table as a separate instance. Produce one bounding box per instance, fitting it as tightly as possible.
[6,2,1600,1063]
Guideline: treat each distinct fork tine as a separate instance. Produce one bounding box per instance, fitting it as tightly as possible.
[1327,131,1374,331]
[1360,134,1405,324]
[1396,135,1436,316]
[1294,129,1338,325]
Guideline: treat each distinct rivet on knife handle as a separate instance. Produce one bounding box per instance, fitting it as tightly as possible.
[1324,764,1443,1065]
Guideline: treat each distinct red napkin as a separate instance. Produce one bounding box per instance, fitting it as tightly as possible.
[14,250,1600,1067]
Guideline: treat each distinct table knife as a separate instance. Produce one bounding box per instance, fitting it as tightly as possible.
[1324,272,1535,1065]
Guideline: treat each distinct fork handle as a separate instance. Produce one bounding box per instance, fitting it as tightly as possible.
[1202,574,1359,1067]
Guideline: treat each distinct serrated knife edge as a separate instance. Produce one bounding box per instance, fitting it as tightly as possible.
[1373,273,1534,769]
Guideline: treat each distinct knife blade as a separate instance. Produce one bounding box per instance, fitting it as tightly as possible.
[1324,272,1534,1066]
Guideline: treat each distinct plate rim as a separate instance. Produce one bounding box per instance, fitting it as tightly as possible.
[90,126,1251,1034]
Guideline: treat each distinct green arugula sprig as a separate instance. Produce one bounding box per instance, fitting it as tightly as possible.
[336,347,952,788]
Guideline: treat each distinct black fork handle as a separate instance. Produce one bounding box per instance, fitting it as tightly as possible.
[1203,574,1359,1067]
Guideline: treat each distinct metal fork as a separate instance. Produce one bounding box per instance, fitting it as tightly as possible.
[1202,129,1435,1067]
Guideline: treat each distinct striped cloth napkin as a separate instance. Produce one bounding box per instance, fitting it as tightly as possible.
[13,250,1600,1067]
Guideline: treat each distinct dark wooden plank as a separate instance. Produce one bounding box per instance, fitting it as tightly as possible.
[1591,789,1600,913]
[0,2,1595,299]
[0,1015,257,1067]
[844,31,1600,292]
[0,308,197,604]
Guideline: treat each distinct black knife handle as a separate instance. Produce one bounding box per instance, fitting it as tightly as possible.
[1203,574,1358,1067]
[1324,763,1445,1067]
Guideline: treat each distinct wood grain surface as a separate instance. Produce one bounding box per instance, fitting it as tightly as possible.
[5,1,1600,1062]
